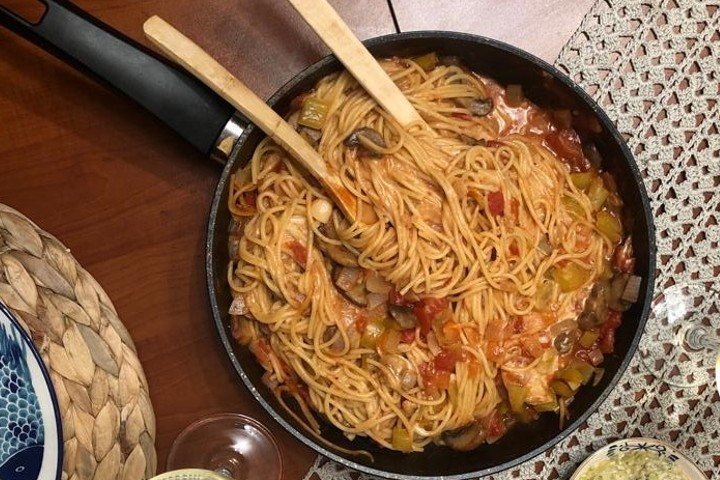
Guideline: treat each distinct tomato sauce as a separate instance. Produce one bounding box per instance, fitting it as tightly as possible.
[480,76,591,172]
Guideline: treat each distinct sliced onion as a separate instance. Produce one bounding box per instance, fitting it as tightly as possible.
[334,266,361,291]
[261,371,279,389]
[549,319,576,337]
[229,295,249,315]
[367,293,386,310]
[621,275,642,303]
[366,272,392,294]
[311,198,333,223]
[379,328,401,354]
[592,368,605,386]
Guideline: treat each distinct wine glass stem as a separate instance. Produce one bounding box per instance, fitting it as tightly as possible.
[685,325,720,351]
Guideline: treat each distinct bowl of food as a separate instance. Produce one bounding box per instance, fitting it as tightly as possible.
[207,33,656,478]
[571,438,708,480]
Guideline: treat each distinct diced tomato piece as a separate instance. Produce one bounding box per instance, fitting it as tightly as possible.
[442,321,462,342]
[388,288,408,306]
[399,328,416,343]
[286,240,308,268]
[465,328,480,345]
[419,362,451,394]
[355,315,368,334]
[599,310,622,353]
[512,317,524,334]
[508,241,519,256]
[487,190,504,216]
[433,346,463,372]
[413,297,449,335]
[486,341,505,362]
[482,411,507,439]
[545,128,590,172]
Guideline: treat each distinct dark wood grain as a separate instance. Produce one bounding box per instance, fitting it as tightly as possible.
[0,0,593,477]
[0,0,394,477]
[390,0,595,63]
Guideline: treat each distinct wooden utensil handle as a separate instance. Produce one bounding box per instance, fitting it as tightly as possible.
[0,0,235,157]
[143,15,357,221]
[287,0,426,129]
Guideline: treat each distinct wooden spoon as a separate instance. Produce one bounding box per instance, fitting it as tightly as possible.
[287,0,428,130]
[143,15,358,222]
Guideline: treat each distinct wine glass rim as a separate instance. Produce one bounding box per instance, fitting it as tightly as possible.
[168,412,284,475]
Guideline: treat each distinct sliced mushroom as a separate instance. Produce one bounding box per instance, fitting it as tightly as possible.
[607,274,632,311]
[298,125,322,146]
[322,325,346,355]
[333,266,368,307]
[317,224,358,267]
[229,294,249,315]
[459,134,487,146]
[442,421,486,451]
[388,305,417,329]
[553,330,579,354]
[383,354,417,391]
[454,97,493,117]
[438,55,463,67]
[579,281,610,329]
[228,217,248,261]
[578,311,603,330]
[366,271,392,295]
[344,127,387,159]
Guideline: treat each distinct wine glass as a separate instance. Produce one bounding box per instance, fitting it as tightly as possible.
[166,413,283,480]
[638,282,720,392]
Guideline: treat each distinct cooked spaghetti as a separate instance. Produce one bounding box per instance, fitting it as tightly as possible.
[227,53,638,453]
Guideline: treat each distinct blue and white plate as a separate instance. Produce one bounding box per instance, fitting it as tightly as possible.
[0,302,62,480]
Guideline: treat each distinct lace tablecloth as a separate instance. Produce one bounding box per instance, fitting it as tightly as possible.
[304,0,720,477]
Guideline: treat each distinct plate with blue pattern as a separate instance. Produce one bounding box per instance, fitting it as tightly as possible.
[0,302,62,480]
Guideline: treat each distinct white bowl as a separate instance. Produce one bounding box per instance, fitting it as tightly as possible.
[571,437,708,480]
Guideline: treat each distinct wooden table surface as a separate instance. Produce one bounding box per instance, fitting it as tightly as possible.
[0,1,593,477]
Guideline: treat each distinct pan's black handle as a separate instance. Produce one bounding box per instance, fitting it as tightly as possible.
[0,0,241,159]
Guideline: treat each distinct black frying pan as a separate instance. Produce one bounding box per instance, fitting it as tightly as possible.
[1,2,656,478]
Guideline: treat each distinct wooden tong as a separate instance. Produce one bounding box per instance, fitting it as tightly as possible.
[143,16,358,222]
[287,0,428,130]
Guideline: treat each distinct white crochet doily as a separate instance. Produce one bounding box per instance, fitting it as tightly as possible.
[304,1,720,478]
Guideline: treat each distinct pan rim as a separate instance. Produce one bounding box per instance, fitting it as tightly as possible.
[206,30,656,479]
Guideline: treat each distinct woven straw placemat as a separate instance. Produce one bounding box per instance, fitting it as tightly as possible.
[0,204,157,480]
